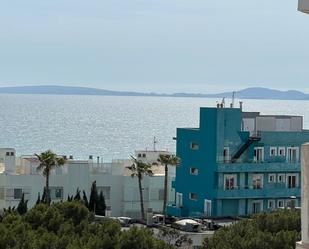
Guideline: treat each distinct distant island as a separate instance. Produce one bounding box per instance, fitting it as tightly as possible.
[0,85,308,100]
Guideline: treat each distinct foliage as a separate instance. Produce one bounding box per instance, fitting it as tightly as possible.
[74,188,81,201]
[203,209,301,249]
[127,156,153,220]
[17,193,28,215]
[96,191,107,216]
[83,190,89,208]
[157,154,180,215]
[0,201,172,249]
[157,227,192,248]
[35,150,66,205]
[89,181,99,212]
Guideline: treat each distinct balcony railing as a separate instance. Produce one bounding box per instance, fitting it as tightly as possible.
[215,186,300,199]
[217,161,300,173]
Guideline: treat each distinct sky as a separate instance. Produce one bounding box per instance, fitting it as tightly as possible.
[0,0,308,93]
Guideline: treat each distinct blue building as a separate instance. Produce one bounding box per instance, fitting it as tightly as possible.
[167,106,309,217]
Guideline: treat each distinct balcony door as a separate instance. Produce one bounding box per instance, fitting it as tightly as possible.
[176,193,183,208]
[287,147,299,163]
[204,199,212,217]
[254,147,264,163]
[252,200,263,214]
[287,174,298,188]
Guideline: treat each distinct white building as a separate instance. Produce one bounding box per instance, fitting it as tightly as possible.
[0,148,175,218]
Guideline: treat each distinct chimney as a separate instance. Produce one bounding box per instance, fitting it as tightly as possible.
[239,101,243,110]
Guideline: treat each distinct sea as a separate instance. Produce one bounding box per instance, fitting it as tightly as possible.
[0,94,309,161]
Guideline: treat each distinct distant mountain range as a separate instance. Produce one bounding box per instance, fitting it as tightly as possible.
[0,85,308,100]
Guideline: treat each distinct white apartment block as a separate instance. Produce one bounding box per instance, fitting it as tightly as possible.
[0,148,175,218]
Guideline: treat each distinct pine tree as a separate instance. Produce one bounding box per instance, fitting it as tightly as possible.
[36,192,41,205]
[83,190,89,208]
[17,193,28,215]
[41,188,46,204]
[89,181,99,213]
[96,191,106,216]
[74,188,81,201]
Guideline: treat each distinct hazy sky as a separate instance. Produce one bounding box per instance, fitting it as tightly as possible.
[0,0,308,93]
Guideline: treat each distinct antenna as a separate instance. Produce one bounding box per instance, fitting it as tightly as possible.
[221,97,225,108]
[232,91,235,108]
[153,136,157,151]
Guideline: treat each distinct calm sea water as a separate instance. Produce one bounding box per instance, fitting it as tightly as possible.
[0,94,309,161]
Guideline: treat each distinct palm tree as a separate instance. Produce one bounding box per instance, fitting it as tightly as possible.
[158,154,180,216]
[35,150,66,205]
[127,156,153,221]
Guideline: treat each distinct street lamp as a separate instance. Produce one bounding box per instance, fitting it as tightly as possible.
[299,0,309,14]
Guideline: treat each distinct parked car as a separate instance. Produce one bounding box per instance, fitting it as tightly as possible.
[171,219,202,232]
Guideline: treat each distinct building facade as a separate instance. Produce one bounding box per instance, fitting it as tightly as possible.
[167,106,309,217]
[0,149,175,218]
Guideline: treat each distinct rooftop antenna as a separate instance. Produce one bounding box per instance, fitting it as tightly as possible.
[153,136,157,151]
[221,97,225,108]
[231,91,236,108]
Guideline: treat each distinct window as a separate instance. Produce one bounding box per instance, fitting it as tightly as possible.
[252,174,263,189]
[0,188,4,200]
[138,154,141,158]
[176,192,183,207]
[50,187,63,200]
[268,200,275,209]
[10,152,14,156]
[278,147,286,156]
[204,199,212,216]
[223,147,229,163]
[268,174,276,183]
[190,168,199,175]
[189,192,198,201]
[287,174,298,188]
[190,142,199,150]
[270,147,277,156]
[14,188,22,199]
[278,200,285,208]
[252,200,263,214]
[6,152,10,156]
[254,147,264,162]
[158,189,164,200]
[97,186,111,200]
[286,199,297,208]
[142,154,146,158]
[224,174,236,190]
[278,174,285,183]
[287,147,299,163]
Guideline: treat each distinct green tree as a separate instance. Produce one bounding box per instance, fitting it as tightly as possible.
[74,188,81,201]
[127,156,153,221]
[35,150,66,205]
[17,193,28,215]
[89,181,99,213]
[203,209,301,249]
[158,154,180,216]
[83,190,89,208]
[96,191,107,216]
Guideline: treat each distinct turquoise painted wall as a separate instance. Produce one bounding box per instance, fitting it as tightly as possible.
[168,107,309,218]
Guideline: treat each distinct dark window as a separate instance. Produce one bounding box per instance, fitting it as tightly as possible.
[190,142,199,150]
[14,188,22,199]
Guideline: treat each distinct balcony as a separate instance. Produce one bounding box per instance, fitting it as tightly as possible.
[216,186,300,199]
[217,161,300,173]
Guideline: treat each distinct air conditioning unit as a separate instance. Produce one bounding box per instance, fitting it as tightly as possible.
[299,0,309,14]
